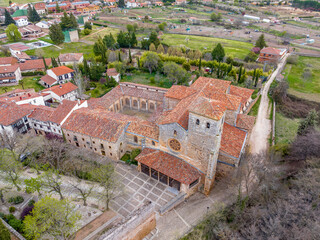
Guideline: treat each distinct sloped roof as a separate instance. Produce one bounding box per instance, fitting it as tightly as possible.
[135,148,201,185]
[28,106,55,122]
[260,47,281,55]
[191,77,231,93]
[0,102,33,126]
[19,58,52,71]
[236,114,255,131]
[189,97,226,121]
[164,85,197,100]
[41,74,57,86]
[229,85,254,106]
[43,82,78,97]
[107,68,119,76]
[220,123,247,158]
[0,64,19,74]
[50,66,74,76]
[59,53,83,63]
[50,100,78,124]
[0,57,18,66]
[126,120,159,140]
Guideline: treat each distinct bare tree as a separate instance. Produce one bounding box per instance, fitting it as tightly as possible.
[40,170,64,200]
[68,179,95,206]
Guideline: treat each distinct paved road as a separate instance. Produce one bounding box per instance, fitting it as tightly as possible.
[249,54,289,154]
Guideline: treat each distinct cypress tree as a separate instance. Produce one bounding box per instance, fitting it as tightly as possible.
[212,43,225,62]
[43,57,48,70]
[32,7,41,22]
[4,9,15,26]
[83,58,89,76]
[255,34,267,49]
[198,57,202,71]
[49,23,64,45]
[27,4,33,22]
[58,57,61,66]
[56,2,61,13]
[238,66,242,83]
[129,48,132,63]
[118,51,122,62]
[51,57,58,68]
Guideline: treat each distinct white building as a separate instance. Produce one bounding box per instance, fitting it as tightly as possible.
[42,82,79,102]
[36,21,50,29]
[58,53,84,66]
[0,65,22,86]
[13,16,29,27]
[40,66,75,88]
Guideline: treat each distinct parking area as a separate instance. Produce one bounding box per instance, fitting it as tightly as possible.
[110,163,179,218]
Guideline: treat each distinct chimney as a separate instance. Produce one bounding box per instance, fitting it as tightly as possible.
[19,97,22,100]
[28,93,31,97]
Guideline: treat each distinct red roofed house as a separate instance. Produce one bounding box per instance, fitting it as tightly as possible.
[9,48,31,62]
[61,77,254,196]
[0,57,18,67]
[107,68,120,82]
[19,58,52,73]
[258,47,287,63]
[34,2,46,15]
[40,66,75,88]
[42,82,79,102]
[58,53,83,65]
[18,24,44,39]
[0,64,22,86]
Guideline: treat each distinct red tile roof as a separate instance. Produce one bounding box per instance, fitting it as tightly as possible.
[28,106,55,122]
[0,102,33,126]
[0,64,19,74]
[189,97,226,120]
[41,74,57,86]
[107,68,119,77]
[62,108,129,142]
[50,66,74,76]
[59,53,83,62]
[236,114,255,131]
[260,47,281,55]
[19,58,51,71]
[229,85,254,107]
[136,148,201,185]
[220,123,247,158]
[43,82,78,97]
[126,120,159,140]
[191,77,231,93]
[0,57,18,66]
[164,85,197,100]
[50,100,78,124]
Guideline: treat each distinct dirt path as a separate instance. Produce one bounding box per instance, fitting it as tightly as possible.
[249,54,290,154]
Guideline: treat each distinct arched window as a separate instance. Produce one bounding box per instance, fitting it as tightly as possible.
[150,103,155,111]
[207,122,210,129]
[125,98,130,106]
[196,119,200,125]
[134,136,138,143]
[133,100,138,107]
[173,130,177,136]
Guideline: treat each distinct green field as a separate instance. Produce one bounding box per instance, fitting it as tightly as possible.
[0,0,40,6]
[84,27,120,42]
[275,112,300,144]
[0,76,44,95]
[25,42,94,59]
[284,56,320,102]
[160,34,252,59]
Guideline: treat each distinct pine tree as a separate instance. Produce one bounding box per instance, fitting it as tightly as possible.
[4,9,15,26]
[157,44,165,54]
[83,58,89,77]
[70,13,79,30]
[149,43,156,52]
[212,43,225,62]
[129,48,132,63]
[130,32,137,47]
[255,34,267,49]
[118,0,125,8]
[27,4,34,22]
[32,7,41,22]
[49,23,65,45]
[56,2,61,13]
[43,57,48,70]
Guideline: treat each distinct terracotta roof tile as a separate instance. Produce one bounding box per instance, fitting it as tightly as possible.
[260,47,281,55]
[220,123,247,158]
[126,120,159,140]
[107,68,119,76]
[136,148,201,185]
[59,53,83,62]
[236,114,255,131]
[50,66,74,76]
[41,74,57,86]
[0,102,33,126]
[20,58,51,71]
[43,82,78,97]
[0,64,19,73]
[229,85,254,107]
[28,106,55,122]
[50,100,78,124]
[0,57,18,66]
[164,85,197,100]
[189,97,226,120]
[191,77,231,93]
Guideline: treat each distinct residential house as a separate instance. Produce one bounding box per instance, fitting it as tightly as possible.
[0,64,22,86]
[34,2,46,15]
[258,47,287,63]
[154,2,164,6]
[36,21,50,29]
[58,53,83,65]
[9,48,31,62]
[0,57,18,67]
[72,1,90,9]
[13,16,28,27]
[19,58,52,73]
[40,66,75,88]
[18,25,44,39]
[42,82,79,102]
[127,0,138,8]
[104,0,116,5]
[46,3,70,12]
[107,68,120,82]
[0,92,46,106]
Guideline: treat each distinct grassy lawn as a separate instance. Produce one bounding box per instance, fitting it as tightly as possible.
[284,56,320,102]
[84,27,120,42]
[0,76,44,95]
[85,82,112,98]
[248,95,261,117]
[0,0,39,6]
[160,33,252,59]
[121,72,173,88]
[25,42,95,59]
[275,112,300,144]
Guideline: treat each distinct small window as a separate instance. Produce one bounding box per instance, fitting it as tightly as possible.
[101,150,105,155]
[69,140,71,143]
[120,142,122,146]
[67,133,69,136]
[134,136,138,143]
[94,148,97,151]
[196,119,200,125]
[101,143,104,149]
[206,122,210,129]
[93,141,95,144]
[173,130,177,136]
[152,141,155,146]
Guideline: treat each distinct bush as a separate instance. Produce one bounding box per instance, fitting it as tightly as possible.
[121,153,130,162]
[150,77,155,84]
[28,200,35,207]
[8,196,24,205]
[9,207,15,213]
[0,218,11,240]
[20,205,34,220]
[287,55,298,65]
[84,22,92,30]
[83,29,91,35]
[8,218,23,233]
[21,71,45,76]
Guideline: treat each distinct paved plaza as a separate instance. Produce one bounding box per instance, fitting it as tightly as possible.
[110,163,179,218]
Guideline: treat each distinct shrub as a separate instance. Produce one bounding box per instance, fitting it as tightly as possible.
[121,153,130,162]
[8,218,23,233]
[20,205,34,220]
[21,71,45,76]
[9,207,15,213]
[8,196,24,205]
[28,200,35,207]
[150,77,155,84]
[83,29,91,35]
[0,219,10,240]
[287,55,298,65]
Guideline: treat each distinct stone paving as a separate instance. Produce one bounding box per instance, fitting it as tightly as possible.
[110,163,179,218]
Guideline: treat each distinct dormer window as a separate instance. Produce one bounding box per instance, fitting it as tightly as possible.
[196,119,200,125]
[207,122,210,129]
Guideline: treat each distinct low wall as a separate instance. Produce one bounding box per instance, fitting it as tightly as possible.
[1,218,26,240]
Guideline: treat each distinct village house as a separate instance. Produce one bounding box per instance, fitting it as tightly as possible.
[258,47,287,63]
[34,2,46,15]
[13,16,28,27]
[19,58,52,73]
[62,77,254,196]
[36,21,50,29]
[40,66,75,88]
[175,0,187,5]
[18,25,44,39]
[58,53,84,65]
[0,57,18,67]
[0,91,46,106]
[42,82,79,102]
[0,64,22,86]
[107,68,121,82]
[9,47,31,62]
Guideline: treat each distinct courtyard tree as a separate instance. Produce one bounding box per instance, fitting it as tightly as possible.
[4,9,15,26]
[40,170,64,200]
[163,62,189,85]
[23,196,81,240]
[255,34,267,49]
[5,24,21,42]
[297,110,319,136]
[142,52,161,74]
[113,61,126,75]
[49,23,65,45]
[24,177,43,197]
[212,43,225,62]
[0,149,22,191]
[91,163,119,210]
[68,179,95,206]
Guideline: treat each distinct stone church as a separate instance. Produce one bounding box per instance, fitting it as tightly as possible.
[62,77,255,196]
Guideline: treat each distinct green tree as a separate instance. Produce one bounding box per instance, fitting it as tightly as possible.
[4,9,15,26]
[23,196,81,240]
[24,177,43,197]
[238,65,243,83]
[255,34,267,49]
[126,24,134,32]
[55,2,61,13]
[5,24,22,42]
[130,32,137,47]
[198,57,202,71]
[142,52,160,74]
[163,62,189,85]
[42,57,48,70]
[0,219,10,240]
[210,12,222,22]
[91,163,119,210]
[83,58,90,77]
[27,4,33,22]
[297,110,319,136]
[113,61,125,75]
[0,149,22,191]
[117,31,130,48]
[40,170,64,200]
[69,13,79,30]
[93,36,107,63]
[118,0,125,8]
[157,44,165,54]
[84,22,92,30]
[103,33,116,49]
[49,23,64,45]
[51,57,58,67]
[182,61,191,71]
[129,48,132,63]
[149,43,156,52]
[212,43,225,62]
[89,61,105,81]
[149,31,160,47]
